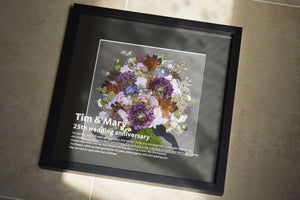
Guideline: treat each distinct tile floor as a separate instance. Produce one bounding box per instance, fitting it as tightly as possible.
[0,0,299,199]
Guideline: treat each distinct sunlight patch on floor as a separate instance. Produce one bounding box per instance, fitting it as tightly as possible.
[62,172,93,198]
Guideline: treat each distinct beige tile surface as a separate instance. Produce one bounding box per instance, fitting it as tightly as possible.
[74,0,126,8]
[254,0,300,7]
[127,0,234,24]
[225,1,300,200]
[0,0,126,200]
[0,0,299,200]
[91,176,221,200]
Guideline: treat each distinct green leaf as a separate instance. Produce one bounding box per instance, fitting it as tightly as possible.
[102,87,107,93]
[133,128,164,149]
[121,50,127,55]
[158,54,167,60]
[115,65,121,70]
[126,51,132,56]
[108,91,115,98]
[131,57,137,63]
[96,87,102,92]
[173,111,181,118]
[180,122,190,131]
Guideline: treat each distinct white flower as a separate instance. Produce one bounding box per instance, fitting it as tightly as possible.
[121,95,132,105]
[97,99,103,108]
[136,62,148,72]
[127,58,133,64]
[171,79,182,95]
[178,115,188,123]
[170,113,187,123]
[165,75,172,81]
[117,109,128,122]
[186,95,191,101]
[120,65,132,73]
[135,77,147,89]
[166,64,173,69]
[150,107,168,128]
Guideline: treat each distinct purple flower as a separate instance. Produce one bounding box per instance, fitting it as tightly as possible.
[116,71,137,91]
[125,85,138,95]
[149,77,173,99]
[127,102,154,131]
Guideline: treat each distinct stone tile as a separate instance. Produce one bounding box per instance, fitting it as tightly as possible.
[127,0,234,24]
[90,176,219,200]
[0,0,124,199]
[0,0,299,199]
[74,0,126,9]
[225,0,300,200]
[253,0,300,7]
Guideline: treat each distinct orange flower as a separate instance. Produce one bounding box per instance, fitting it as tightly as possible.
[159,97,178,113]
[142,55,162,71]
[102,80,118,93]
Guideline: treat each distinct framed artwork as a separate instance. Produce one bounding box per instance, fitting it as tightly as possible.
[39,4,242,195]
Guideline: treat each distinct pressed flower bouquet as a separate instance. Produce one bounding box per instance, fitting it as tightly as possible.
[93,50,200,150]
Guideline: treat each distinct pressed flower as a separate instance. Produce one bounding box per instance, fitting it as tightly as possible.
[102,80,118,93]
[127,101,154,131]
[137,94,159,107]
[117,109,128,122]
[149,77,173,99]
[142,55,162,71]
[125,85,138,95]
[136,62,147,70]
[108,70,120,81]
[116,71,137,91]
[120,95,132,106]
[150,107,168,128]
[111,102,124,112]
[135,77,148,89]
[135,54,147,64]
[97,51,196,138]
[184,104,192,115]
[170,71,181,81]
[154,66,169,77]
[120,65,133,73]
[171,79,182,95]
[99,111,107,120]
[159,97,178,113]
[109,112,123,123]
[105,92,129,110]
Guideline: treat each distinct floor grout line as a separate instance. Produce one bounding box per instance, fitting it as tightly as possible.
[88,174,95,200]
[0,195,24,200]
[252,0,300,8]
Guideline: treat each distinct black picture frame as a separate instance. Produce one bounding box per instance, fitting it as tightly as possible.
[39,3,242,195]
